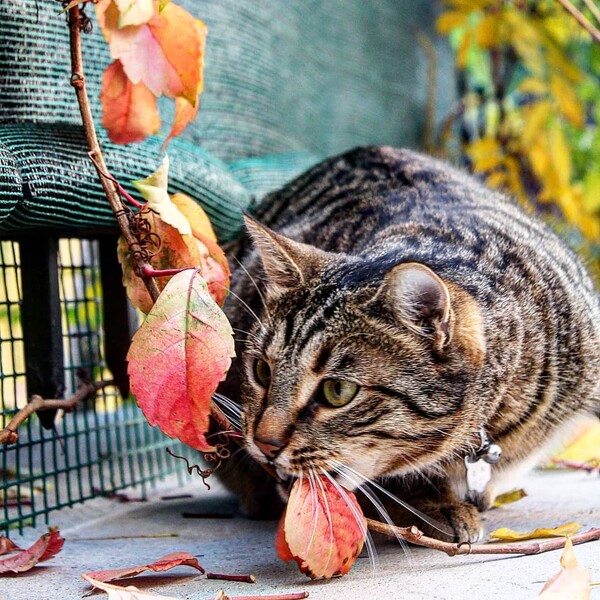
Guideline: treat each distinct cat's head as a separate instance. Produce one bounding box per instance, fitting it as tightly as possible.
[240,217,487,488]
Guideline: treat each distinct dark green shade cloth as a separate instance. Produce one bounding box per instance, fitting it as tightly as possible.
[0,0,453,238]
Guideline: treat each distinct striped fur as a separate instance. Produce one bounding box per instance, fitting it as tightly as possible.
[217,146,600,541]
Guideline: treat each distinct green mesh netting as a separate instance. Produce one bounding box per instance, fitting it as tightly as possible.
[0,0,453,235]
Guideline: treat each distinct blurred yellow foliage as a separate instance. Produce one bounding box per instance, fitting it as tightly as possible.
[437,0,600,251]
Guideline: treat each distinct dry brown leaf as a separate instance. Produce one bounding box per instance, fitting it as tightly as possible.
[82,575,183,599]
[84,551,204,583]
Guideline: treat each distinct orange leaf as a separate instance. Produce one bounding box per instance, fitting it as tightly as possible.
[101,60,161,145]
[162,96,199,150]
[0,528,64,574]
[171,193,231,306]
[276,476,366,579]
[127,270,235,452]
[117,212,201,314]
[84,551,204,583]
[104,1,206,104]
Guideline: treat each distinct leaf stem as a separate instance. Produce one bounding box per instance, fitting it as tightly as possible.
[366,518,600,556]
[142,265,193,278]
[67,5,159,303]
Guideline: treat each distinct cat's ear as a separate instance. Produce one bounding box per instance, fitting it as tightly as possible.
[244,214,325,295]
[384,262,451,352]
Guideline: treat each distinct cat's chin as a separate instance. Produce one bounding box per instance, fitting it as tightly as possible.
[274,468,356,502]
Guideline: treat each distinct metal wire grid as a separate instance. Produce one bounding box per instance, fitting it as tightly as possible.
[1,239,195,535]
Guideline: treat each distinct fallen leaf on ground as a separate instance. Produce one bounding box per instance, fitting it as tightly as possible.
[536,538,591,598]
[84,551,204,583]
[82,575,182,599]
[0,537,23,556]
[276,475,367,579]
[127,269,235,452]
[489,522,582,542]
[0,528,64,574]
[492,488,528,508]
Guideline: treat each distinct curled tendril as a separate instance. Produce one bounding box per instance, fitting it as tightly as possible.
[165,430,234,490]
[128,210,162,266]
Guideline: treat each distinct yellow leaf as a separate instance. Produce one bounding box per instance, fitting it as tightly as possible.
[521,100,552,147]
[132,156,192,236]
[476,14,499,48]
[466,137,503,172]
[550,74,585,127]
[582,172,600,213]
[553,420,600,464]
[537,538,592,599]
[436,10,469,34]
[486,171,506,190]
[548,125,571,188]
[489,522,582,542]
[170,193,217,243]
[457,30,472,69]
[518,77,548,96]
[492,488,527,508]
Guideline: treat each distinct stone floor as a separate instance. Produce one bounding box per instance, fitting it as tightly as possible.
[1,469,599,600]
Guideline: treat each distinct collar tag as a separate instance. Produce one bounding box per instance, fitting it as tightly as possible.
[464,428,502,505]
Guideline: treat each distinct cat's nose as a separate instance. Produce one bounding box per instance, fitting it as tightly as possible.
[254,436,283,460]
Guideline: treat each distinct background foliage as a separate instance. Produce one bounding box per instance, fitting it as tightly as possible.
[436,0,600,280]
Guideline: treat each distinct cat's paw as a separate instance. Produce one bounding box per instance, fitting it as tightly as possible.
[417,500,483,544]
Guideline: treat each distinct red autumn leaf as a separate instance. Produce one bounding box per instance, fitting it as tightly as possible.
[0,537,23,556]
[101,60,161,144]
[0,528,64,574]
[276,476,367,579]
[97,0,205,103]
[127,269,235,452]
[84,551,204,583]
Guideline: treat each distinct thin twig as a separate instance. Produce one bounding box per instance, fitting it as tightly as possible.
[581,0,600,26]
[0,381,113,444]
[206,572,256,583]
[218,594,309,600]
[555,0,600,44]
[366,518,600,556]
[67,5,159,302]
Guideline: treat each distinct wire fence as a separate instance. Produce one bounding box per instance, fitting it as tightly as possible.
[0,238,196,535]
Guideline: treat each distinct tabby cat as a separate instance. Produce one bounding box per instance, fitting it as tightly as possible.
[216,146,600,543]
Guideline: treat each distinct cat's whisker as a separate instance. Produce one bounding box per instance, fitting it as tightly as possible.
[305,468,320,555]
[311,462,335,575]
[319,467,378,572]
[329,459,453,538]
[327,462,409,559]
[232,327,261,343]
[218,283,268,332]
[230,253,270,318]
[212,393,243,431]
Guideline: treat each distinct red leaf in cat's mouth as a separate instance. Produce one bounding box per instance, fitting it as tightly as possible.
[275,475,367,579]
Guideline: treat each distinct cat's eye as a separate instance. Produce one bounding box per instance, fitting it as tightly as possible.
[322,379,359,407]
[253,358,272,387]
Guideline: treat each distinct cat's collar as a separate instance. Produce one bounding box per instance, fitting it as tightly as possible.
[464,428,502,507]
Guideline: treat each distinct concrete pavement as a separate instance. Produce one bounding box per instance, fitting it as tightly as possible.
[1,469,599,600]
